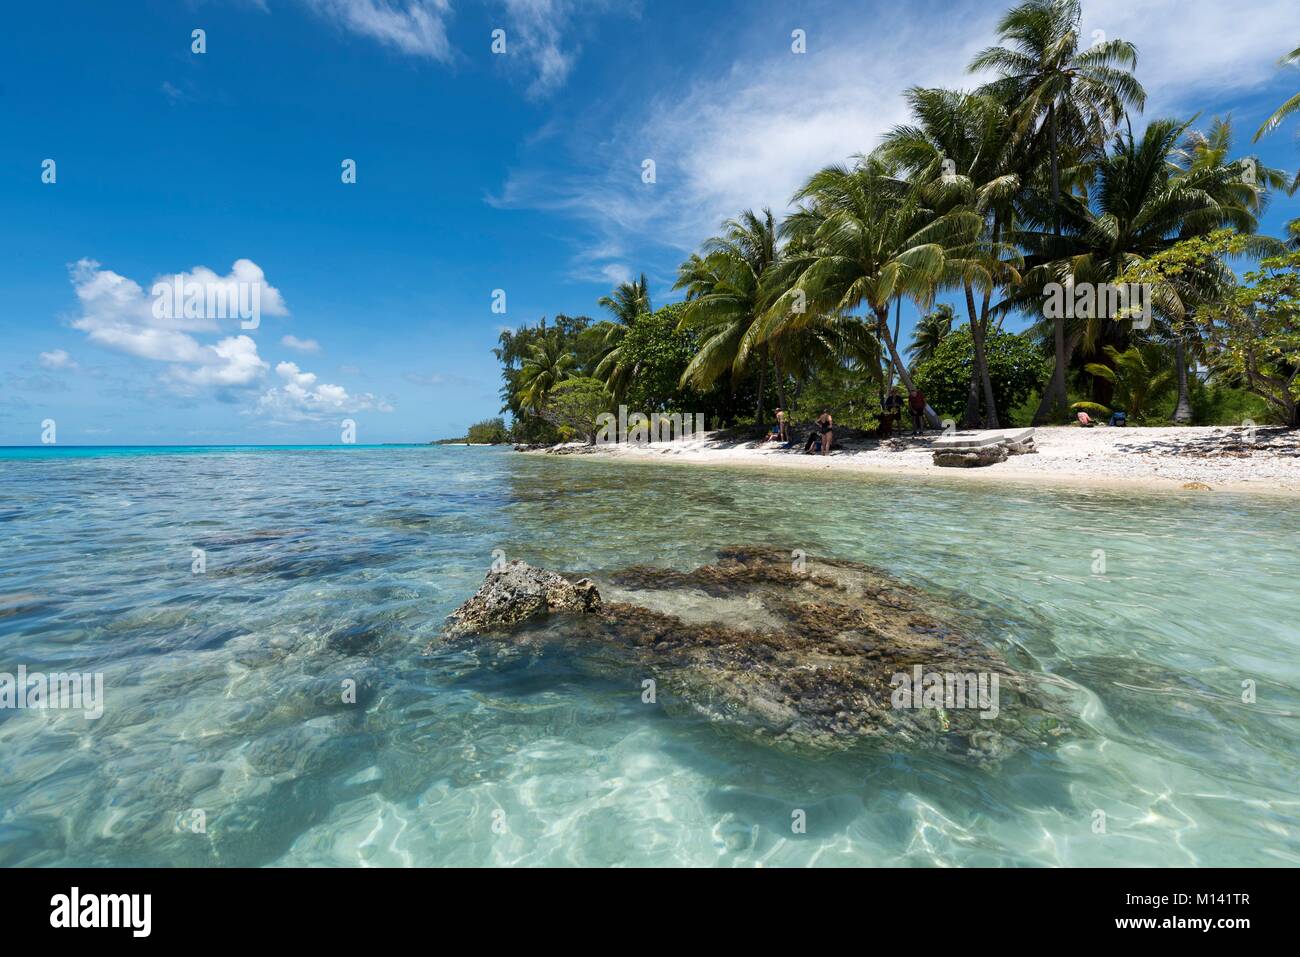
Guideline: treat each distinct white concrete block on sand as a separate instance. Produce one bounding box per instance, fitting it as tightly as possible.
[931,428,1035,450]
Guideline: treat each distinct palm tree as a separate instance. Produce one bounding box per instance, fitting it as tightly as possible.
[1252,43,1300,243]
[971,0,1145,214]
[517,334,575,414]
[756,156,982,429]
[1253,44,1300,142]
[1180,117,1292,206]
[879,88,1025,426]
[589,274,651,401]
[907,304,954,365]
[1163,117,1289,421]
[597,274,652,324]
[674,209,780,423]
[970,0,1146,422]
[1015,118,1262,422]
[1080,344,1174,421]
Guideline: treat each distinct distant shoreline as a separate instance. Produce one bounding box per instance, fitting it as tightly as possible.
[524,425,1300,497]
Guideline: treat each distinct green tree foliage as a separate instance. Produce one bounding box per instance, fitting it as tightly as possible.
[1185,380,1276,427]
[517,333,575,415]
[907,303,955,366]
[466,418,509,444]
[619,303,695,412]
[615,302,761,421]
[764,156,980,429]
[970,0,1145,420]
[1253,42,1300,243]
[1076,344,1174,420]
[789,364,881,432]
[879,87,1026,427]
[1121,232,1300,426]
[592,274,653,401]
[540,378,613,444]
[1253,43,1300,144]
[915,326,1049,424]
[494,315,597,441]
[486,7,1297,439]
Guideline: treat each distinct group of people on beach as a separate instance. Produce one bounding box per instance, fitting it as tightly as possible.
[880,387,929,437]
[761,387,931,456]
[759,408,835,454]
[1076,409,1128,428]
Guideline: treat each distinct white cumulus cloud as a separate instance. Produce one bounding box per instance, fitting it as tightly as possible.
[167,336,269,389]
[281,334,322,353]
[39,349,76,370]
[253,360,394,422]
[67,259,288,393]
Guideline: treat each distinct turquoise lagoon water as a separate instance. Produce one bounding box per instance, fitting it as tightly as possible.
[0,444,1296,867]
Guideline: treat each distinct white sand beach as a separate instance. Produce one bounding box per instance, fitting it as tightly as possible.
[537,425,1300,496]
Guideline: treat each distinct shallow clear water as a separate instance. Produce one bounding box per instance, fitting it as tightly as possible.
[0,445,1296,867]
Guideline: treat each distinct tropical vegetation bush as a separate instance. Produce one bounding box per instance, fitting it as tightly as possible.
[1121,233,1300,427]
[618,303,697,413]
[915,327,1049,425]
[1075,344,1175,421]
[466,418,509,444]
[539,377,612,444]
[787,364,881,432]
[1185,382,1279,427]
[494,315,596,442]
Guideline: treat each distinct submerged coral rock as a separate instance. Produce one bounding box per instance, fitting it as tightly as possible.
[437,547,1069,762]
[443,560,601,637]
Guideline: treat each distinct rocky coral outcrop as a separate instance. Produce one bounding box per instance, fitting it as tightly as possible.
[443,560,601,637]
[933,444,1010,468]
[436,547,1070,763]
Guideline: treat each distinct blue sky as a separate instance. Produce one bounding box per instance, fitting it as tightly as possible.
[2,0,1297,444]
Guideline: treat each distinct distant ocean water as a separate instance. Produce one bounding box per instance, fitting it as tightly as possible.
[0,444,1296,866]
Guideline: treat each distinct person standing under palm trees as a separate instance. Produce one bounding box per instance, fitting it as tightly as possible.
[804,411,833,454]
[908,389,928,436]
[883,387,904,434]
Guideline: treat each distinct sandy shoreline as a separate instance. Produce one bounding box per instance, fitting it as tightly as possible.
[526,425,1300,497]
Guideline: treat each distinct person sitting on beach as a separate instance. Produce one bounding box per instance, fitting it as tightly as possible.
[804,410,833,454]
[1076,411,1094,427]
[1108,410,1127,427]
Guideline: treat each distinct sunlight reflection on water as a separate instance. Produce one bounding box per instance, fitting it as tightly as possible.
[0,446,1296,866]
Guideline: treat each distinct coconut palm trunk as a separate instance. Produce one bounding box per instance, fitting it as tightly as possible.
[977,223,1003,428]
[877,307,941,428]
[961,283,1001,428]
[969,0,1146,424]
[971,312,1000,428]
[961,284,983,427]
[961,369,982,428]
[1033,316,1070,424]
[774,352,789,423]
[1034,103,1072,424]
[1173,333,1193,424]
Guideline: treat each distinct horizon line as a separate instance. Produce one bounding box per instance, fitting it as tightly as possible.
[0,442,442,449]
